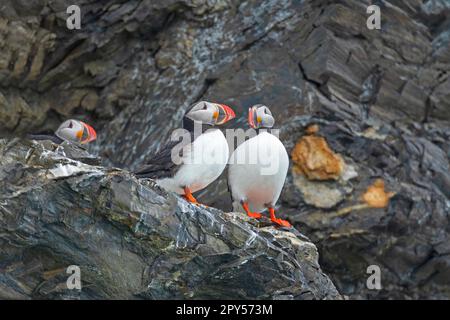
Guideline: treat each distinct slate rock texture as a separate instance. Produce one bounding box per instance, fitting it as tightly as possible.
[0,139,341,300]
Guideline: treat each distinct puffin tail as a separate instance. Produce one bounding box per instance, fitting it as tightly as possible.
[232,200,245,213]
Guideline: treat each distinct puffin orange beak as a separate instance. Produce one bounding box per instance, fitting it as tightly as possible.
[215,104,236,125]
[80,122,97,144]
[248,106,257,129]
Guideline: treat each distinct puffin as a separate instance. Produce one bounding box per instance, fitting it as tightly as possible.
[28,119,97,145]
[228,104,291,227]
[135,101,236,205]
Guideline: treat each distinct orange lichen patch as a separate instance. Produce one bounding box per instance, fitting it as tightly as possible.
[305,124,319,135]
[362,179,395,208]
[291,135,344,180]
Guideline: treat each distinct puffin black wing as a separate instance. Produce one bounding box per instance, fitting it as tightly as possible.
[226,170,237,210]
[27,134,63,144]
[134,132,194,179]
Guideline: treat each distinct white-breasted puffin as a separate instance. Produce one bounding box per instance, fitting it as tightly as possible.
[228,104,291,227]
[28,119,97,145]
[135,101,236,205]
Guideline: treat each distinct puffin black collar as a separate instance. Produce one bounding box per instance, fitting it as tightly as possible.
[182,117,215,135]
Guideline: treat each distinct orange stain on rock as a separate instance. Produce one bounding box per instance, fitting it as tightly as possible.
[291,133,344,181]
[362,179,395,208]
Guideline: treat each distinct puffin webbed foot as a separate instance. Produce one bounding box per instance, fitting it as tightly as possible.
[269,207,291,228]
[183,187,199,205]
[241,201,262,219]
[270,217,291,228]
[248,212,262,219]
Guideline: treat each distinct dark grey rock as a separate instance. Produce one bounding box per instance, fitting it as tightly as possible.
[0,140,341,300]
[0,0,449,300]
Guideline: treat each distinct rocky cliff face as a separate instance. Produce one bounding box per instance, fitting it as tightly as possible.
[0,139,340,299]
[0,0,449,299]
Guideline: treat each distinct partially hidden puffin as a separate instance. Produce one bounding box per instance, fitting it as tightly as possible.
[135,101,236,205]
[28,119,97,145]
[228,104,291,227]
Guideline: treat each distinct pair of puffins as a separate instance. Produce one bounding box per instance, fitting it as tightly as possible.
[135,102,290,227]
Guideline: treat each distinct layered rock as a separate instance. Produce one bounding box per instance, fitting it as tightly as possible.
[0,139,340,300]
[0,0,449,299]
[280,119,450,299]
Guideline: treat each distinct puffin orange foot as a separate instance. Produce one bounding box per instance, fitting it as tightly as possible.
[269,207,291,228]
[247,212,262,219]
[270,218,291,228]
[183,187,199,205]
[241,201,262,219]
[183,195,199,205]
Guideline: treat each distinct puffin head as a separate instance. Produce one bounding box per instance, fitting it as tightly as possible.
[55,119,97,144]
[248,104,274,129]
[184,101,236,126]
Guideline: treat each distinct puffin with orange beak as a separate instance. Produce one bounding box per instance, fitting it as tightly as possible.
[228,104,291,227]
[28,119,97,145]
[135,101,235,205]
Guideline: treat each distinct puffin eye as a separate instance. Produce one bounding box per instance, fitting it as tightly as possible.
[203,105,208,110]
[68,121,73,129]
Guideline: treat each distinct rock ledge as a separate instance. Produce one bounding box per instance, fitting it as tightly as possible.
[0,139,341,300]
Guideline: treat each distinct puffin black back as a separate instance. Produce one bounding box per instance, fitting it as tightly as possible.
[27,133,64,144]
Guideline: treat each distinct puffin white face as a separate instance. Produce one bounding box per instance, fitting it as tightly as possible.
[55,119,97,144]
[185,101,236,126]
[248,104,274,129]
